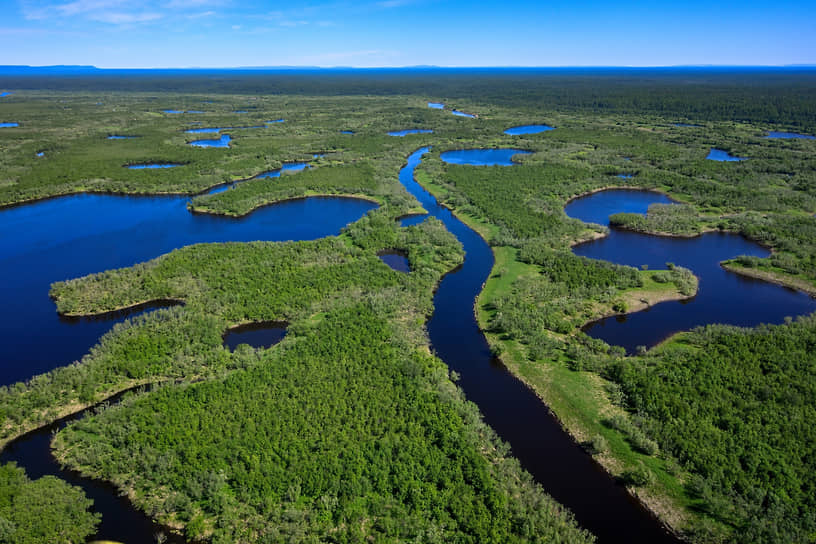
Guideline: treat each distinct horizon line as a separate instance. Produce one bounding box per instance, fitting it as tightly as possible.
[2,63,816,71]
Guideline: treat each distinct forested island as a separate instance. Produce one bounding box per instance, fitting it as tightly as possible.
[0,68,814,543]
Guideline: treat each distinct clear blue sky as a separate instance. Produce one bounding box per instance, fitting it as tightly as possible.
[2,0,814,68]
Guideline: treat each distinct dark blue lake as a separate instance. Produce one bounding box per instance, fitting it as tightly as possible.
[504,124,554,135]
[765,131,815,140]
[107,135,138,140]
[0,193,376,387]
[565,189,816,352]
[427,102,444,109]
[707,148,747,161]
[440,148,531,166]
[223,322,287,351]
[162,109,183,114]
[400,150,678,544]
[340,130,354,134]
[189,134,232,148]
[451,110,475,118]
[0,122,19,128]
[388,129,433,136]
[127,163,182,169]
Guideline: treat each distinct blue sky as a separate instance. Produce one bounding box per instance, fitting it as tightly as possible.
[1,0,814,68]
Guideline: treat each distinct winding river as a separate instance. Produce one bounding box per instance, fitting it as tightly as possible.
[400,149,678,543]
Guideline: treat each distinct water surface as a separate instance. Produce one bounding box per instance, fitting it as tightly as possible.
[504,124,554,135]
[451,110,475,118]
[707,148,747,161]
[223,322,287,351]
[0,122,19,128]
[107,135,138,139]
[673,123,700,128]
[255,162,310,179]
[339,130,354,134]
[377,250,410,273]
[565,189,816,352]
[440,148,530,166]
[765,131,815,139]
[127,163,182,169]
[189,134,232,148]
[0,92,12,98]
[427,102,444,109]
[388,129,433,136]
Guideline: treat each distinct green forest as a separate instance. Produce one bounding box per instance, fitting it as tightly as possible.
[0,71,815,543]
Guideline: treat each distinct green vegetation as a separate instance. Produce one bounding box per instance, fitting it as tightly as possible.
[610,203,704,236]
[609,318,816,542]
[0,463,99,543]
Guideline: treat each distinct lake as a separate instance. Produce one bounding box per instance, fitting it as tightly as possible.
[707,148,747,161]
[565,189,816,352]
[504,124,554,135]
[440,148,531,166]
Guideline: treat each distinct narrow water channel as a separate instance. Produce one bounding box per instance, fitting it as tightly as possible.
[399,148,678,543]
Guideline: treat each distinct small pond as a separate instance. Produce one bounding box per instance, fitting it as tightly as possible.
[428,102,445,109]
[107,135,138,139]
[185,127,221,134]
[223,322,287,351]
[127,163,182,169]
[504,124,554,135]
[255,162,310,179]
[189,134,232,148]
[707,148,747,162]
[440,148,531,166]
[377,250,410,273]
[0,122,19,128]
[452,110,475,118]
[388,129,433,136]
[765,131,815,140]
